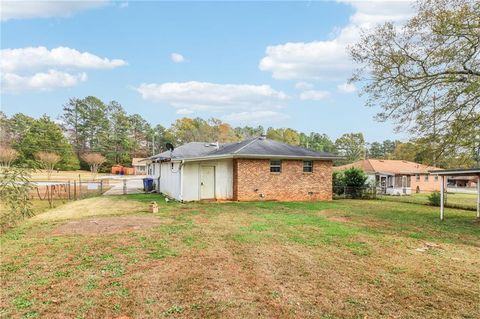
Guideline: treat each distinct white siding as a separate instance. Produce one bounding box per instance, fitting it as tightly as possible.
[149,159,233,201]
[366,174,376,184]
[182,159,233,201]
[160,162,181,199]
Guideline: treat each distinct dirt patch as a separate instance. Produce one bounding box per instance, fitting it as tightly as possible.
[52,216,163,235]
[32,197,146,222]
[318,209,351,223]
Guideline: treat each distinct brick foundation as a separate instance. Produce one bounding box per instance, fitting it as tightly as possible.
[233,159,332,201]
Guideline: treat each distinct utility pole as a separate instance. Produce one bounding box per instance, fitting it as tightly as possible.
[152,134,155,156]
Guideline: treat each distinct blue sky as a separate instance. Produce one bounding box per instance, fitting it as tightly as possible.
[0,0,414,142]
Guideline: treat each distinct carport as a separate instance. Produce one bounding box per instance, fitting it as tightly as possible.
[429,168,480,220]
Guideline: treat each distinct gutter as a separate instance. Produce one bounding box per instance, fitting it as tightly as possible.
[171,153,343,163]
[179,160,185,202]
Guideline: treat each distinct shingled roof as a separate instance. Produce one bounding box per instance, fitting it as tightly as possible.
[148,137,339,162]
[334,159,440,175]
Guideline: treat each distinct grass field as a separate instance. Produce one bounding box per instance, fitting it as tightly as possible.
[1,195,479,318]
[379,192,478,210]
[29,170,107,182]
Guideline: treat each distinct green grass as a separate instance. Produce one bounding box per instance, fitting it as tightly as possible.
[378,192,478,210]
[1,195,479,318]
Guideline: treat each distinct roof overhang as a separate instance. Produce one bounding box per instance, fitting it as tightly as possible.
[429,168,480,176]
[168,154,341,163]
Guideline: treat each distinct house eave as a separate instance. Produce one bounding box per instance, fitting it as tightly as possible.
[172,154,341,163]
[429,168,480,176]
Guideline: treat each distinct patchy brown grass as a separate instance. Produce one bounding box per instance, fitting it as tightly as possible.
[1,196,479,318]
[52,216,166,235]
[31,197,145,222]
[29,170,108,182]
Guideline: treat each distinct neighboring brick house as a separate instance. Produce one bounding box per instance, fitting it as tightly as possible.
[334,159,442,195]
[132,158,147,175]
[448,176,478,188]
[145,136,338,201]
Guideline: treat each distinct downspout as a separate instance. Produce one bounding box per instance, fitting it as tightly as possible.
[179,160,185,202]
[157,160,161,193]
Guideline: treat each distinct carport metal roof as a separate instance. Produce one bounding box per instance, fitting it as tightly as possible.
[429,168,480,220]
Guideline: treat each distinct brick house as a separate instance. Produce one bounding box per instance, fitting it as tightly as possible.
[334,159,442,195]
[145,136,338,201]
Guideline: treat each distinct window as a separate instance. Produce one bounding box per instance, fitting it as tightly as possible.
[270,160,281,173]
[303,161,313,173]
[434,175,438,181]
[416,174,420,181]
[424,175,429,182]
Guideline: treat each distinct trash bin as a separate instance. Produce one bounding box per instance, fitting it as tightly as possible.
[143,178,154,191]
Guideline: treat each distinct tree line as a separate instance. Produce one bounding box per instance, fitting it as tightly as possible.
[0,95,478,172]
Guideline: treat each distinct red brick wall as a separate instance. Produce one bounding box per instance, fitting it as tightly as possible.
[410,174,444,192]
[233,159,332,201]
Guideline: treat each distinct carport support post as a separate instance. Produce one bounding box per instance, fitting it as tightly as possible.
[440,175,445,221]
[477,175,479,219]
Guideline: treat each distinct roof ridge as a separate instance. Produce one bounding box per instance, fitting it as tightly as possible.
[232,137,258,154]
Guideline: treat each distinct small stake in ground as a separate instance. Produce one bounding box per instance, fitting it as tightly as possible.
[149,202,158,213]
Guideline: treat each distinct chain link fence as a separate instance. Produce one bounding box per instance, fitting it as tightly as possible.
[30,180,109,208]
[332,186,378,199]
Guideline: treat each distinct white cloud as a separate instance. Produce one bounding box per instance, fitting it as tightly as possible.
[1,70,87,93]
[1,46,127,72]
[137,81,289,122]
[337,82,356,93]
[176,108,193,115]
[0,46,126,93]
[295,81,314,90]
[137,81,288,112]
[0,0,109,21]
[170,53,185,63]
[299,90,330,101]
[259,0,414,80]
[223,111,289,124]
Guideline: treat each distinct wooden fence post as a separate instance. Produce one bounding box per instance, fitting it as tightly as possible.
[68,181,71,200]
[73,180,77,200]
[123,179,127,195]
[51,185,55,208]
[79,179,82,199]
[47,186,52,208]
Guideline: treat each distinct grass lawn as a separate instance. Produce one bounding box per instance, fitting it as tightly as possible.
[379,192,478,210]
[1,196,479,318]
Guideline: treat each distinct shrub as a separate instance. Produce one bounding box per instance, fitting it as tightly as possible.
[428,192,441,206]
[343,167,368,187]
[333,167,369,198]
[0,167,34,232]
[333,171,345,195]
[0,147,18,168]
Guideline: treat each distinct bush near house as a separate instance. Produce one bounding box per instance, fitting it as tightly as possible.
[333,167,369,198]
